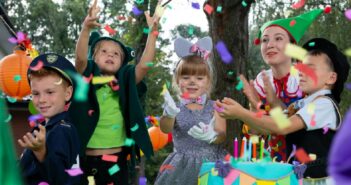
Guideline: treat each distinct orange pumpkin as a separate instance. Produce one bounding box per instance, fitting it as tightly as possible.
[148,126,169,151]
[0,50,32,100]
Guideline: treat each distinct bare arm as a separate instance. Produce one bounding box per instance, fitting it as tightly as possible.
[75,0,101,74]
[212,111,226,144]
[159,116,175,134]
[135,10,161,83]
[216,97,305,135]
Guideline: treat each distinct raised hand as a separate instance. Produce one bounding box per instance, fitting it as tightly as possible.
[18,124,47,161]
[262,71,284,108]
[215,97,244,119]
[163,90,180,118]
[145,1,163,32]
[187,117,218,144]
[83,0,101,30]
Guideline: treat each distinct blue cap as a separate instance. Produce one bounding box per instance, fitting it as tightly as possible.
[27,53,77,85]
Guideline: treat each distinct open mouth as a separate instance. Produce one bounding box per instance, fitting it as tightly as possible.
[187,88,198,93]
[105,59,115,65]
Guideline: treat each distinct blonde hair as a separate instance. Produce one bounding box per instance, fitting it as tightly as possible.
[28,68,70,88]
[92,40,125,61]
[173,55,215,96]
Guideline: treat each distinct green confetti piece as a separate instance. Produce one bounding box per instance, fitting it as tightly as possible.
[13,75,21,82]
[130,123,139,132]
[135,0,144,5]
[68,72,89,102]
[143,28,150,34]
[227,71,234,76]
[7,97,17,103]
[166,81,171,89]
[124,138,135,146]
[4,114,12,123]
[345,48,351,57]
[216,6,222,13]
[112,124,120,130]
[235,77,243,90]
[241,0,247,7]
[166,5,172,9]
[162,17,167,24]
[308,42,315,47]
[146,62,154,67]
[188,26,194,35]
[108,164,120,175]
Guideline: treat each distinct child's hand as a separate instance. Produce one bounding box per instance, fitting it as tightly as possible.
[145,2,163,32]
[239,74,260,109]
[18,124,46,152]
[215,97,244,119]
[187,117,218,144]
[83,0,101,30]
[163,91,180,118]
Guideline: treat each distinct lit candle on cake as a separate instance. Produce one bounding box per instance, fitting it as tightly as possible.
[240,137,246,159]
[253,141,257,161]
[234,137,238,160]
[260,138,264,160]
[248,138,252,161]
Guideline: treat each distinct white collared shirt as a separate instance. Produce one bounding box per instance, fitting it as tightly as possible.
[296,89,337,131]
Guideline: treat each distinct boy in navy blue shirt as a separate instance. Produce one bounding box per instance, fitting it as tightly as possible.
[19,53,81,185]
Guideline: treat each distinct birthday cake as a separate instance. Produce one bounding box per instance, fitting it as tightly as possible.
[198,160,303,185]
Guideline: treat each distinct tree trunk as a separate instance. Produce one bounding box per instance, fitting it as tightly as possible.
[205,0,253,154]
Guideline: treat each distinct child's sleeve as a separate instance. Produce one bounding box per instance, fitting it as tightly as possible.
[296,98,337,131]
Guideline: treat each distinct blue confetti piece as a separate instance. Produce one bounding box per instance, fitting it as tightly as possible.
[215,41,233,64]
[191,2,200,9]
[132,6,143,16]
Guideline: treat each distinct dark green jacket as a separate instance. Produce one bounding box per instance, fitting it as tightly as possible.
[69,60,153,162]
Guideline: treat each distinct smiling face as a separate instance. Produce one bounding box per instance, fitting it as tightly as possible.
[175,55,212,98]
[93,40,125,75]
[30,70,73,122]
[299,52,337,95]
[261,26,293,66]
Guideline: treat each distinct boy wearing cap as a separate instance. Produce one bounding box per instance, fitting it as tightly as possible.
[216,38,349,184]
[19,53,81,185]
[70,1,161,184]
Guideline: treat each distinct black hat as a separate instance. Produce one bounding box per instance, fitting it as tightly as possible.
[303,38,350,103]
[88,31,135,66]
[27,53,77,86]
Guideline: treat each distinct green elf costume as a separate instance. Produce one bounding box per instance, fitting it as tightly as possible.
[69,32,153,170]
[247,8,330,162]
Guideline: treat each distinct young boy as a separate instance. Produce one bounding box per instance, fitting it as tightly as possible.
[19,53,81,185]
[216,38,350,184]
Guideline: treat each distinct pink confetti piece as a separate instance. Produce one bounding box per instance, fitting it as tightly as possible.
[345,9,351,21]
[38,182,49,185]
[294,63,318,86]
[17,31,25,43]
[323,127,329,134]
[28,114,44,122]
[181,92,190,99]
[159,164,174,172]
[292,0,306,9]
[30,60,44,71]
[102,154,118,162]
[290,19,296,27]
[310,114,316,127]
[214,104,224,112]
[88,109,94,116]
[215,41,233,64]
[8,37,17,44]
[204,4,214,15]
[29,121,36,128]
[83,74,93,83]
[65,168,83,176]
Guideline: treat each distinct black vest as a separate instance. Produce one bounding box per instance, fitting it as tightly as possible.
[286,94,341,178]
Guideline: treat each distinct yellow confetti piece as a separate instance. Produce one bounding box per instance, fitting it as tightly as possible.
[307,103,316,115]
[87,176,95,185]
[345,48,351,57]
[290,66,299,77]
[211,168,218,176]
[270,107,291,129]
[92,76,114,84]
[250,135,259,144]
[309,153,317,161]
[284,43,307,61]
[160,84,168,95]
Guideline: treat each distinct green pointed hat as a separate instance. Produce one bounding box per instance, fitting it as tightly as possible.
[255,8,329,45]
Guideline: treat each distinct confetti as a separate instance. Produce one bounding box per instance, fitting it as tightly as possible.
[323,126,329,134]
[308,42,315,47]
[88,109,94,116]
[295,148,311,163]
[214,104,224,113]
[241,0,247,7]
[13,75,21,82]
[345,48,351,57]
[68,72,89,102]
[270,107,291,129]
[7,96,17,103]
[29,121,36,128]
[65,168,83,176]
[8,37,17,44]
[160,84,168,95]
[102,154,118,162]
[235,77,243,90]
[294,63,318,86]
[324,5,332,14]
[289,19,296,27]
[159,164,174,172]
[130,123,139,132]
[38,182,49,185]
[4,114,12,123]
[227,71,234,76]
[112,124,120,130]
[307,103,315,115]
[135,0,144,5]
[216,6,222,13]
[284,43,307,61]
[108,164,120,175]
[54,78,63,85]
[181,92,190,99]
[310,114,316,127]
[132,6,143,16]
[215,41,233,64]
[345,9,351,21]
[28,114,44,122]
[87,176,95,185]
[346,83,351,90]
[143,27,150,34]
[292,0,306,9]
[124,138,135,146]
[290,66,299,77]
[204,4,214,15]
[191,2,200,9]
[29,60,44,71]
[104,25,117,36]
[92,76,114,84]
[188,25,194,35]
[139,177,147,185]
